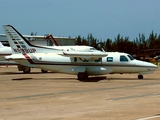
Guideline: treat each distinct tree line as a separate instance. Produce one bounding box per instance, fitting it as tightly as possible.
[76,31,160,55]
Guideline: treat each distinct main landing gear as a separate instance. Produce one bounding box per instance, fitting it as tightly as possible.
[77,72,88,80]
[138,74,143,79]
[41,69,48,73]
[23,67,31,73]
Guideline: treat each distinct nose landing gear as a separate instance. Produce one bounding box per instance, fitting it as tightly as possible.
[138,74,143,79]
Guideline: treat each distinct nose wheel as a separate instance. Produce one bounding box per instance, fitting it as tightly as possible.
[138,74,143,79]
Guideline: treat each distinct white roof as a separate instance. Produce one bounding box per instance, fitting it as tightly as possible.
[0,34,75,40]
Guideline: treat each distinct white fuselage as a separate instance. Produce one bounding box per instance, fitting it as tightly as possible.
[12,52,158,76]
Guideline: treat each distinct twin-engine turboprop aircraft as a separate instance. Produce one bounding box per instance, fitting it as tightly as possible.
[0,33,107,73]
[3,25,158,80]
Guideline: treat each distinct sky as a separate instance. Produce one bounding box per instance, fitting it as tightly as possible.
[0,0,160,41]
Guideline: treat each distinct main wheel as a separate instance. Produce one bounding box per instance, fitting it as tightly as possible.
[41,69,48,73]
[23,67,31,73]
[77,72,88,80]
[138,75,143,79]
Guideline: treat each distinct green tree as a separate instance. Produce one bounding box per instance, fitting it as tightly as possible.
[105,38,112,51]
[76,35,82,45]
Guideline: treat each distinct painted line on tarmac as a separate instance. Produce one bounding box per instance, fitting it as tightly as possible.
[136,114,160,120]
[107,93,160,101]
[2,82,160,100]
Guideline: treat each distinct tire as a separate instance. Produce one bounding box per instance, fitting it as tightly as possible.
[138,75,143,79]
[41,69,48,73]
[78,72,88,80]
[23,67,31,73]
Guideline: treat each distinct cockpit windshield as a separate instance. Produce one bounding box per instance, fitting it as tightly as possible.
[127,55,135,60]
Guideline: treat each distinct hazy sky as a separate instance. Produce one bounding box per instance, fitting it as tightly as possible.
[0,0,160,41]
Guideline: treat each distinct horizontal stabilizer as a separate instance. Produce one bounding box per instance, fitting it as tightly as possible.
[5,54,26,60]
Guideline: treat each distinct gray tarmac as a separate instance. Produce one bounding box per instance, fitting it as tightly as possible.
[0,66,160,120]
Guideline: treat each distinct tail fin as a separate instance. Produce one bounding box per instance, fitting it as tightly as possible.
[0,42,5,48]
[3,25,38,54]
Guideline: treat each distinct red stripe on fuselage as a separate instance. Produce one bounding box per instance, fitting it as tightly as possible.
[23,54,35,64]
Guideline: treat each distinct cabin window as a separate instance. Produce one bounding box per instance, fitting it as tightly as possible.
[120,56,128,62]
[107,57,113,62]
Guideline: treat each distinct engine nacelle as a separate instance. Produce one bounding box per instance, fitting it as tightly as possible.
[86,66,113,75]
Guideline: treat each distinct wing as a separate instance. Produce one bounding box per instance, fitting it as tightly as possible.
[62,51,108,60]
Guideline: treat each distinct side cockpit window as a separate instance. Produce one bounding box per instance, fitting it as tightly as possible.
[120,55,128,62]
[107,57,113,62]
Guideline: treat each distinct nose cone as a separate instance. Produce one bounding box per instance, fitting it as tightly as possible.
[136,60,158,74]
[144,61,157,67]
[146,62,158,71]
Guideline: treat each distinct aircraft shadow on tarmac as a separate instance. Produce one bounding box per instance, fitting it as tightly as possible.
[0,72,43,75]
[11,76,159,82]
[106,77,160,81]
[12,78,33,81]
[78,77,159,82]
[1,72,106,82]
[78,76,107,82]
[12,76,107,82]
[1,72,159,82]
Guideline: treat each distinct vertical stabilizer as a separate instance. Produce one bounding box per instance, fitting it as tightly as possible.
[3,25,37,54]
[0,42,4,48]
